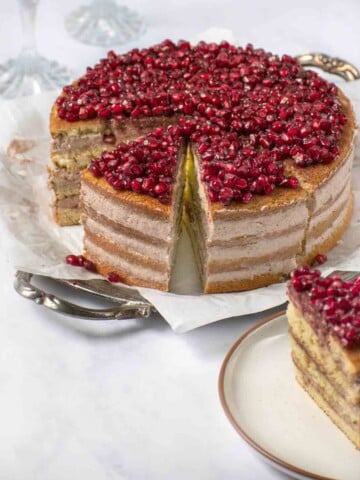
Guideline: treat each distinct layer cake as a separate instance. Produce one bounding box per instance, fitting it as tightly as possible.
[49,40,357,292]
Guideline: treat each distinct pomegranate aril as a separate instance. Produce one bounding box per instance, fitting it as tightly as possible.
[107,272,121,283]
[66,254,81,267]
[314,254,327,265]
[60,41,345,205]
[83,259,97,272]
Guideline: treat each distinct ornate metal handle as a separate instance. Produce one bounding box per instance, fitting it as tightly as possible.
[296,53,360,81]
[14,271,152,320]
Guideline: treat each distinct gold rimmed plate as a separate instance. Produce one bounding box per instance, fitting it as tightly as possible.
[218,312,360,480]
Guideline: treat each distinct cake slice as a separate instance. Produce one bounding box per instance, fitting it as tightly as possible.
[80,125,186,291]
[186,143,309,293]
[287,267,360,449]
[49,103,179,226]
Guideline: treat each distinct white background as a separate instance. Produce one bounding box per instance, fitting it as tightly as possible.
[0,1,359,479]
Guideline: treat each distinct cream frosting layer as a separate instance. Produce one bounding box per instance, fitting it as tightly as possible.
[57,195,79,208]
[208,228,303,262]
[52,133,103,152]
[81,182,173,240]
[207,257,296,283]
[305,196,351,252]
[311,145,354,215]
[307,180,351,234]
[83,216,171,262]
[211,203,308,242]
[84,238,168,283]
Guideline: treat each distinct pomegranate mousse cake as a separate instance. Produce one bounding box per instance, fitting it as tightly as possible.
[48,40,357,292]
[287,267,360,449]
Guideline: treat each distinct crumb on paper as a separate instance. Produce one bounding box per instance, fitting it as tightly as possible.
[21,198,38,215]
[7,138,37,158]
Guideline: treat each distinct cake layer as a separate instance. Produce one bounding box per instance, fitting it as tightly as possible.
[83,220,172,268]
[48,167,81,202]
[81,173,174,240]
[84,230,169,272]
[291,333,360,416]
[52,132,104,152]
[56,195,79,209]
[84,237,169,290]
[51,145,105,169]
[83,206,168,246]
[287,302,360,397]
[295,366,360,449]
[309,146,354,217]
[53,207,81,226]
[307,180,351,241]
[305,194,353,256]
[204,272,291,294]
[48,167,80,189]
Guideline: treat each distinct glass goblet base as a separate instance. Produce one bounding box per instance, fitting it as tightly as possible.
[65,0,145,47]
[0,52,71,99]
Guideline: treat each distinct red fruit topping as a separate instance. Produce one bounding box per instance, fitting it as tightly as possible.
[107,272,121,283]
[83,259,97,272]
[59,40,346,205]
[88,125,182,203]
[65,254,91,270]
[66,254,82,266]
[314,253,328,265]
[289,267,360,348]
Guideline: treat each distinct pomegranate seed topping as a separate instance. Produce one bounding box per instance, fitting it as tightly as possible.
[58,40,345,205]
[289,267,360,348]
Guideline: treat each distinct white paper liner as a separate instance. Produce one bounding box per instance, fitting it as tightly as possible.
[1,42,360,333]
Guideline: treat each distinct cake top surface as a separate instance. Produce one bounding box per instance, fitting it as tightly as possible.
[288,266,360,349]
[55,40,351,205]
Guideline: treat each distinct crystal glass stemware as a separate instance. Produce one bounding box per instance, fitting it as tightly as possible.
[65,0,145,46]
[0,0,71,99]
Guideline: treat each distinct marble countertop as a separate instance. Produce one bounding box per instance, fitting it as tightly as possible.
[0,0,359,478]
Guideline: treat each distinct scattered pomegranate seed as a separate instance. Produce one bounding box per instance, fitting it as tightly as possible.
[83,259,97,272]
[66,254,81,266]
[107,272,121,283]
[314,254,328,265]
[66,254,96,272]
[77,255,86,267]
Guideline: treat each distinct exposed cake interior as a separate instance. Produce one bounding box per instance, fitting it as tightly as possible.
[287,267,360,449]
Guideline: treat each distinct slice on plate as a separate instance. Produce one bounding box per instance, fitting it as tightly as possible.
[287,267,360,449]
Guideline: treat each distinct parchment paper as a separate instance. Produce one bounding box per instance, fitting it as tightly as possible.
[1,34,360,332]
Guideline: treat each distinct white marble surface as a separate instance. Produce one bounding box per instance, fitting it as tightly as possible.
[0,0,359,479]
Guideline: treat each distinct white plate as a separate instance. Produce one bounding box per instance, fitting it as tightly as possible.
[218,312,360,480]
